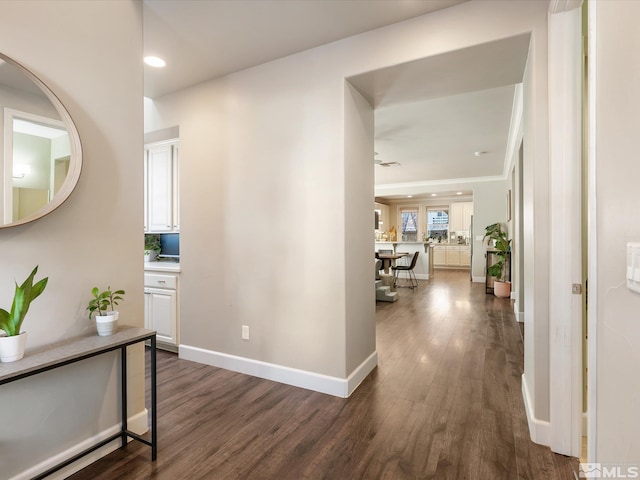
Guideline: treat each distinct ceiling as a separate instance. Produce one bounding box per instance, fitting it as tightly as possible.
[142,0,530,201]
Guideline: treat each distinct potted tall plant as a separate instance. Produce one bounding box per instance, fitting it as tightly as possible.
[87,286,125,336]
[0,266,48,362]
[484,223,511,298]
[144,234,161,262]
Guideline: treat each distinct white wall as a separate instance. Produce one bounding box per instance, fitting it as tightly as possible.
[146,1,550,402]
[592,0,640,463]
[0,1,143,478]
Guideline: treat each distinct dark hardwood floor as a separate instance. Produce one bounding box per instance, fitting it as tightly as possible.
[70,270,578,479]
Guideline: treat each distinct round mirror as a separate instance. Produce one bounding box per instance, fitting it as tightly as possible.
[0,52,81,228]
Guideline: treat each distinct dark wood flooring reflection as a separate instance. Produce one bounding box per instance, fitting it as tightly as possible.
[70,270,578,479]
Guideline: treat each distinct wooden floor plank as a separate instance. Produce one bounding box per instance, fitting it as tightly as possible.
[69,269,578,480]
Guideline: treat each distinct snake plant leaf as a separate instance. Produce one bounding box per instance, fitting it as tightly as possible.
[0,308,11,336]
[0,266,48,337]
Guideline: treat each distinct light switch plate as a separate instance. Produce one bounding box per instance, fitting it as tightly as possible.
[626,243,640,294]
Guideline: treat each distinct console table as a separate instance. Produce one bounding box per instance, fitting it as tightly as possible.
[485,250,511,294]
[0,326,157,479]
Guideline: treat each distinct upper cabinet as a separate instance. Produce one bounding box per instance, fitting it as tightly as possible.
[145,140,179,233]
[450,201,473,233]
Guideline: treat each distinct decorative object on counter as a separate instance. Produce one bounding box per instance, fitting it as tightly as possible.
[87,286,125,336]
[0,266,48,362]
[144,234,161,262]
[483,223,511,297]
[389,226,396,242]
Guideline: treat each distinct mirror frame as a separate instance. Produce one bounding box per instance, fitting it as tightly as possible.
[0,52,82,228]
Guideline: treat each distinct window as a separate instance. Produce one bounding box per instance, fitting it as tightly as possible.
[399,207,418,242]
[427,207,449,242]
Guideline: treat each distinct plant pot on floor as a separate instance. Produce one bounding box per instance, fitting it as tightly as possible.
[96,314,118,336]
[0,331,28,362]
[493,280,511,298]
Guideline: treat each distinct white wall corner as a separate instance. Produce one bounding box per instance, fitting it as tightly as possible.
[12,409,149,480]
[522,374,551,447]
[346,351,378,397]
[180,344,375,398]
[472,276,486,283]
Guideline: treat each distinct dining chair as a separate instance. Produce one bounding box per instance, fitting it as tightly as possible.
[392,251,419,289]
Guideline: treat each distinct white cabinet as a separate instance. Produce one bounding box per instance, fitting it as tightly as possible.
[450,202,473,233]
[460,246,471,266]
[145,140,179,233]
[434,245,471,267]
[462,203,473,232]
[144,272,178,349]
[445,246,461,266]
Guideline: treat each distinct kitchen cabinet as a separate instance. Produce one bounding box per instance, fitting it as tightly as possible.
[449,202,473,233]
[433,246,446,266]
[460,246,471,266]
[446,246,461,266]
[433,244,471,267]
[144,272,179,350]
[145,140,179,233]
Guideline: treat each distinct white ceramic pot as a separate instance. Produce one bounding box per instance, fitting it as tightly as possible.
[493,280,511,298]
[0,331,28,362]
[144,250,158,262]
[96,314,118,336]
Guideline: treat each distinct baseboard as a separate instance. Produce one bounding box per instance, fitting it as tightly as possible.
[180,344,377,398]
[472,276,486,283]
[522,374,551,447]
[514,302,524,323]
[12,409,148,480]
[415,273,429,280]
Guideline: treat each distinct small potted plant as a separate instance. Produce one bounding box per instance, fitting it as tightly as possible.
[484,223,511,298]
[144,234,161,262]
[0,266,48,362]
[87,286,125,336]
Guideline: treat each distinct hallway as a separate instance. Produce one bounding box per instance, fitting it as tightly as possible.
[72,270,578,479]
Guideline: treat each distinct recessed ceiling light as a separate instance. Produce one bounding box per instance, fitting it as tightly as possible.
[456,192,463,195]
[407,195,413,198]
[431,193,437,197]
[474,151,488,157]
[144,56,166,68]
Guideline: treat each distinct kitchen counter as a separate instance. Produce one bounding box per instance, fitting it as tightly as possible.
[144,261,181,273]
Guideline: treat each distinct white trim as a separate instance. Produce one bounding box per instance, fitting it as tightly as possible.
[503,83,524,178]
[472,275,486,283]
[522,374,551,446]
[10,409,148,480]
[514,302,524,323]
[179,344,377,398]
[547,5,583,458]
[586,0,598,463]
[375,174,506,192]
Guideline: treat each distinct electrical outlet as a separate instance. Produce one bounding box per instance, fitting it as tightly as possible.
[242,325,250,340]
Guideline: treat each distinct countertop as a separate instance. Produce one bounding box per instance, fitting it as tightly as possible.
[144,261,181,273]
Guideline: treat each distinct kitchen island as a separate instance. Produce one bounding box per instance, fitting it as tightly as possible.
[375,242,431,280]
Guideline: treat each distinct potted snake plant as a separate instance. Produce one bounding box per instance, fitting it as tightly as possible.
[0,266,48,362]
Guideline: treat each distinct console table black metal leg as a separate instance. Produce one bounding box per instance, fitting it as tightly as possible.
[121,344,128,449]
[150,335,157,460]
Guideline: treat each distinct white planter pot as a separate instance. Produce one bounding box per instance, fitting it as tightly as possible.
[96,314,118,336]
[144,251,158,262]
[0,331,28,362]
[493,280,511,298]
